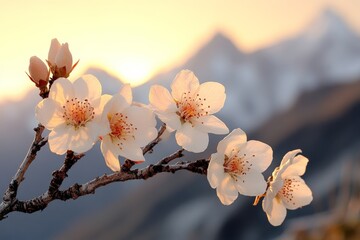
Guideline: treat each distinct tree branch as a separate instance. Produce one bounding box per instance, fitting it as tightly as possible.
[0,124,47,219]
[1,158,209,217]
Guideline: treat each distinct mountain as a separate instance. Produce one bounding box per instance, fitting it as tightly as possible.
[56,78,360,240]
[133,8,360,131]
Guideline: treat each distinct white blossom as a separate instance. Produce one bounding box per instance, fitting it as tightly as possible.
[262,149,313,226]
[149,70,228,153]
[100,85,157,171]
[207,128,273,205]
[36,75,108,154]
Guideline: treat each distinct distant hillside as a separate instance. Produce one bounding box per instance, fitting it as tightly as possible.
[57,78,360,240]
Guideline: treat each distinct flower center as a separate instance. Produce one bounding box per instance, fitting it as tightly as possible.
[62,98,94,128]
[176,91,210,123]
[278,178,297,205]
[223,150,254,181]
[108,113,137,141]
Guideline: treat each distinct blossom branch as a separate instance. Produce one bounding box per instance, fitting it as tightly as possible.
[0,157,209,217]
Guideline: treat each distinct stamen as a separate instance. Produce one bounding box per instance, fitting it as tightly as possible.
[62,98,95,128]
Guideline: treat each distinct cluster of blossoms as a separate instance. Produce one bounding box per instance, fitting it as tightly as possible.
[28,39,313,226]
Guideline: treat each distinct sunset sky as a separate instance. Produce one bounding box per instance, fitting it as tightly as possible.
[1,0,360,101]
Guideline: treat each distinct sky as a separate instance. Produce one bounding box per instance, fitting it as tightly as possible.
[1,0,360,101]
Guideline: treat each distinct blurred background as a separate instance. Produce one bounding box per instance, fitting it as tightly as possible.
[1,0,360,239]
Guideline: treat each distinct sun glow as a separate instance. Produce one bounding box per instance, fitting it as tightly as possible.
[1,0,360,102]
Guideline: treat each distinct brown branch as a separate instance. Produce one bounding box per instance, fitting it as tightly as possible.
[1,158,209,217]
[0,124,47,219]
[48,151,85,195]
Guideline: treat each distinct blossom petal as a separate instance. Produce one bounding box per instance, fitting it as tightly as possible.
[55,43,73,73]
[196,82,226,114]
[124,106,157,146]
[101,135,121,171]
[104,93,130,116]
[216,174,238,205]
[217,128,247,156]
[193,115,229,134]
[280,176,313,210]
[69,123,98,153]
[73,74,102,101]
[171,70,200,101]
[157,112,181,132]
[48,38,61,64]
[235,171,267,196]
[35,99,64,129]
[48,124,72,155]
[280,149,302,167]
[119,84,132,105]
[281,155,309,178]
[149,85,177,112]
[117,138,145,162]
[207,153,226,189]
[264,197,287,226]
[175,122,209,153]
[49,78,74,103]
[239,140,273,173]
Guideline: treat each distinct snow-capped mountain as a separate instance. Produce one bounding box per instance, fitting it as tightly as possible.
[132,8,360,131]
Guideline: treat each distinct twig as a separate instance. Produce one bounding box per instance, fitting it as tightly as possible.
[158,149,184,165]
[0,124,47,219]
[48,151,85,195]
[0,158,209,217]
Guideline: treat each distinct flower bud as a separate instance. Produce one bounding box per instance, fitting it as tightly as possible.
[47,38,77,79]
[48,38,61,65]
[28,56,49,88]
[55,43,73,77]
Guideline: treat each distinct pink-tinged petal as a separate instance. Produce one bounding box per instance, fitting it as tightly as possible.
[124,106,157,146]
[48,38,61,64]
[235,171,267,196]
[216,174,238,205]
[55,43,73,74]
[119,84,133,105]
[149,85,177,112]
[281,155,309,178]
[73,74,102,101]
[49,78,74,103]
[279,176,313,210]
[35,99,64,129]
[117,138,145,162]
[175,122,209,153]
[105,94,130,116]
[157,112,181,132]
[264,196,287,226]
[101,135,121,171]
[48,124,73,155]
[196,82,226,114]
[280,149,302,167]
[217,128,247,156]
[193,115,229,134]
[94,94,112,117]
[207,153,226,188]
[171,70,200,101]
[67,123,98,153]
[238,140,273,173]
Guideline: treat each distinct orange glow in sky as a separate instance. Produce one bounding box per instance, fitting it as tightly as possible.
[1,0,360,101]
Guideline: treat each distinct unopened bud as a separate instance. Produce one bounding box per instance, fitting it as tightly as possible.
[28,56,49,88]
[47,38,77,79]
